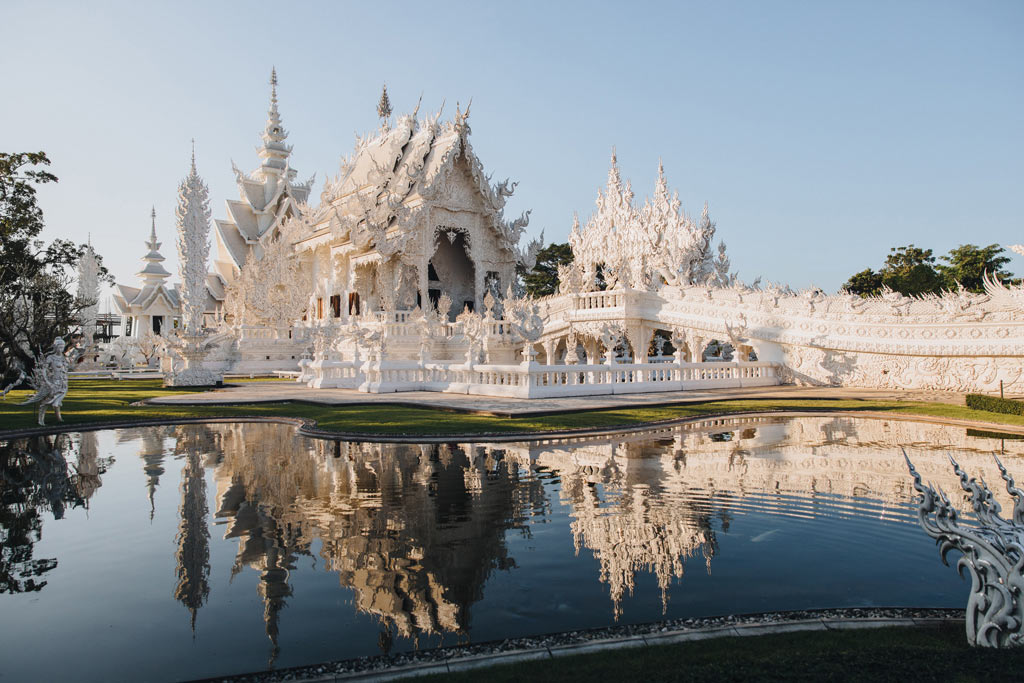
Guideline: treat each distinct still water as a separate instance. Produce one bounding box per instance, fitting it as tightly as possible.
[1,416,1020,681]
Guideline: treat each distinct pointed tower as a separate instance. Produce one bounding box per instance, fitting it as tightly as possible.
[257,67,292,178]
[111,208,181,338]
[212,68,314,289]
[139,208,172,285]
[176,147,213,335]
[76,243,101,342]
[377,83,393,125]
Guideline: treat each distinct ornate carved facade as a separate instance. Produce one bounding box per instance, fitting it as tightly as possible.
[104,73,1024,394]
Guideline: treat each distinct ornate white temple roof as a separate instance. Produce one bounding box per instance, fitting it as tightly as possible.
[212,68,314,284]
[301,100,533,262]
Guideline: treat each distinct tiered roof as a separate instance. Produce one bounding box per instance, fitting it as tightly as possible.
[114,208,180,314]
[300,101,533,262]
[212,68,314,284]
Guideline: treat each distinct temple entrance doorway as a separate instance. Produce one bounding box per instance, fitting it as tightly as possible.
[429,229,475,321]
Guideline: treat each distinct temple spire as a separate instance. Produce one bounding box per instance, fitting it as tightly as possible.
[138,207,171,283]
[607,146,622,192]
[258,66,291,175]
[377,83,392,123]
[148,206,158,248]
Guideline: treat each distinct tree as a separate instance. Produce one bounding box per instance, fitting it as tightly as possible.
[523,242,574,298]
[939,243,1016,293]
[0,152,109,384]
[842,268,883,297]
[879,245,944,296]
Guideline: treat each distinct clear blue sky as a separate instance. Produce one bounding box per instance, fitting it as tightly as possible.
[4,0,1022,301]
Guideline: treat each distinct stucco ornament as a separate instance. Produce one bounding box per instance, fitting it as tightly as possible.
[76,244,101,342]
[224,215,308,329]
[502,289,544,359]
[905,452,1024,648]
[18,337,73,425]
[456,307,485,364]
[566,152,728,293]
[164,151,224,387]
[176,149,212,335]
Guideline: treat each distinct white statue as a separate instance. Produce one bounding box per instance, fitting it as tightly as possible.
[19,337,73,426]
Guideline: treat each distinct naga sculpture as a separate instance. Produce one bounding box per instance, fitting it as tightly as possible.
[905,451,1024,647]
[19,337,74,426]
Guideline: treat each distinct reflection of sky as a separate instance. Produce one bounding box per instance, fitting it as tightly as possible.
[2,416,1016,681]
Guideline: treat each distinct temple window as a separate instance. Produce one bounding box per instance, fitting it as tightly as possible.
[348,292,361,315]
[316,297,324,319]
[330,294,341,318]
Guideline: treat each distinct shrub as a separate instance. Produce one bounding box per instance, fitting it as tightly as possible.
[966,393,1024,416]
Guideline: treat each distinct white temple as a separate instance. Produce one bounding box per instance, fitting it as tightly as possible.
[113,208,222,338]
[106,70,1024,394]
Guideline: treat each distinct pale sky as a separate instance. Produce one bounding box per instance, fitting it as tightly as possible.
[4,0,1022,305]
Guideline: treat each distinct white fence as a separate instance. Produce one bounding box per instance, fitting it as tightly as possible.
[307,359,779,397]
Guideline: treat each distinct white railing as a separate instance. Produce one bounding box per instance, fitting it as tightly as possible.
[309,359,779,397]
[571,290,625,310]
[236,325,312,342]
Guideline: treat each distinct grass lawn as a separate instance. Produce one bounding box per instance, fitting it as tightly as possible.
[425,624,1024,682]
[2,379,1024,436]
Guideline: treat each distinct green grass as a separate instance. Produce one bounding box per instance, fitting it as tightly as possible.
[428,624,1024,682]
[2,379,1024,436]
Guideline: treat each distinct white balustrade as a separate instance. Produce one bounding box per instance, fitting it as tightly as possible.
[309,357,778,397]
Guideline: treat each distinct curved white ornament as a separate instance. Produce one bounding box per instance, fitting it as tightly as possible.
[905,452,1024,648]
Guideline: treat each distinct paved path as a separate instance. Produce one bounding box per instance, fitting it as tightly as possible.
[148,382,974,417]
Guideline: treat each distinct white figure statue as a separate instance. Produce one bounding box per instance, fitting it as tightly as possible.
[19,337,73,426]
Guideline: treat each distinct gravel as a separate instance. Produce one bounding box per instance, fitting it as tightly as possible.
[191,607,964,682]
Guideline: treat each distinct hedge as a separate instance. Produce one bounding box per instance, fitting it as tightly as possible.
[966,393,1024,416]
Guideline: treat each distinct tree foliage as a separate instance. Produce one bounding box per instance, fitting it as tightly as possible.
[939,243,1016,293]
[842,243,1017,297]
[842,268,883,297]
[523,242,574,298]
[0,152,110,383]
[879,245,945,296]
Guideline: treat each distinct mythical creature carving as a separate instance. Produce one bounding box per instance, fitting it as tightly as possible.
[905,452,1024,648]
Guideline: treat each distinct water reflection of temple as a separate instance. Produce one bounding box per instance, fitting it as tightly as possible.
[172,425,218,631]
[13,415,1014,648]
[188,417,1023,636]
[496,416,1024,615]
[210,424,547,644]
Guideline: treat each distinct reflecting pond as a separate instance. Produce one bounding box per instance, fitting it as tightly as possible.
[2,416,1021,681]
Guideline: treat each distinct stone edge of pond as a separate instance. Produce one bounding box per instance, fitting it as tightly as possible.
[3,408,1024,444]
[191,607,964,683]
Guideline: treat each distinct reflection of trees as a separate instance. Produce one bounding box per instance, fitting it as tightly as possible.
[0,434,99,594]
[210,425,548,649]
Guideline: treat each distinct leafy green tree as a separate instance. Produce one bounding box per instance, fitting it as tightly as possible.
[939,243,1016,293]
[523,242,574,298]
[0,152,109,384]
[879,245,944,296]
[842,268,883,297]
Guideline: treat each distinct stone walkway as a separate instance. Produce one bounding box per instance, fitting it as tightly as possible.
[148,382,975,417]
